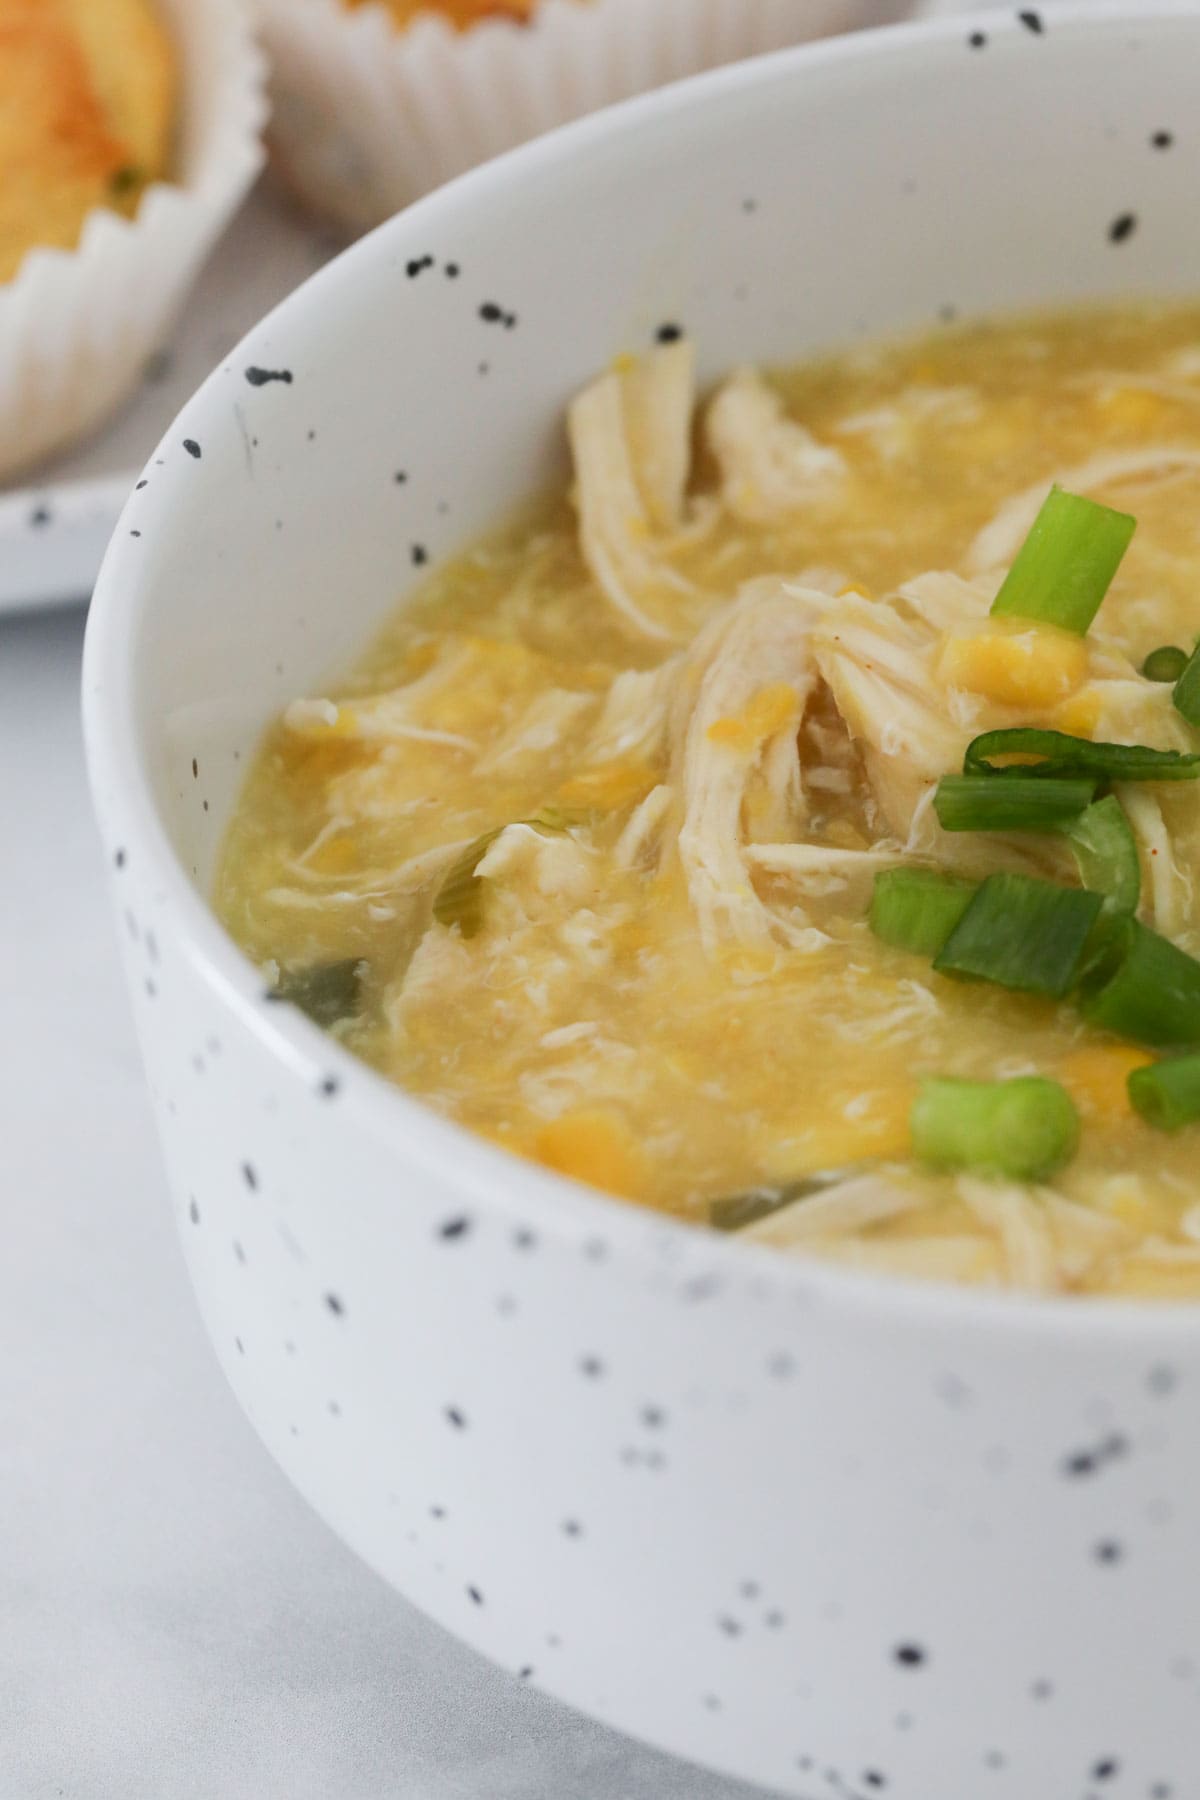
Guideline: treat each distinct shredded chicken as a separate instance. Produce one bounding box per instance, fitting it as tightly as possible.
[567,342,697,641]
[812,594,969,840]
[1046,1194,1133,1284]
[616,341,695,531]
[614,784,672,870]
[705,366,846,523]
[802,1235,1001,1284]
[664,580,828,950]
[265,838,471,912]
[385,825,614,1046]
[1119,785,1194,939]
[586,662,680,765]
[1084,666,1194,748]
[388,916,478,1020]
[741,1173,922,1247]
[284,694,474,753]
[745,842,907,875]
[283,637,556,752]
[474,689,595,774]
[957,1178,1062,1291]
[475,823,598,919]
[832,384,983,463]
[967,447,1200,572]
[895,569,993,633]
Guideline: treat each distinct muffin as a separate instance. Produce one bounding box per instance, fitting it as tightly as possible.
[0,0,265,482]
[342,0,544,19]
[0,0,175,284]
[257,0,906,236]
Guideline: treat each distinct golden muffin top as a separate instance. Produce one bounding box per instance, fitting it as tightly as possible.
[0,0,176,284]
[339,1,550,29]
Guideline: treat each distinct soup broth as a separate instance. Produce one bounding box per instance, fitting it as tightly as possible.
[217,305,1200,1296]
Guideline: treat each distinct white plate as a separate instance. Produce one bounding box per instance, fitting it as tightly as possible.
[0,181,345,617]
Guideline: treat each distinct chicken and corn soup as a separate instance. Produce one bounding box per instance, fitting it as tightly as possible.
[218,306,1200,1298]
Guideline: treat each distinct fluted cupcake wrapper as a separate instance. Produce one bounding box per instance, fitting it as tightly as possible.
[0,0,267,484]
[256,0,906,236]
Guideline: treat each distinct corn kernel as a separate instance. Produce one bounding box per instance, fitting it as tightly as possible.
[532,1109,643,1198]
[745,683,798,736]
[762,1086,915,1178]
[308,832,360,875]
[280,735,362,786]
[937,622,1088,709]
[557,761,657,812]
[1097,386,1165,431]
[707,716,753,750]
[1057,1045,1155,1121]
[1052,687,1103,738]
[707,683,797,751]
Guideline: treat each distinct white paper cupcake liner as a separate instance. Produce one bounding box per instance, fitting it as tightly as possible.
[257,0,909,237]
[0,0,267,484]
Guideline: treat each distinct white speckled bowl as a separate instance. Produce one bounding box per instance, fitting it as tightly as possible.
[84,10,1200,1796]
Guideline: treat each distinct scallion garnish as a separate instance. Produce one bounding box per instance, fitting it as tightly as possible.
[432,829,507,936]
[933,773,1096,833]
[1143,645,1189,683]
[910,1075,1080,1181]
[1173,643,1200,726]
[963,727,1200,783]
[267,957,365,1027]
[1128,1054,1200,1130]
[433,807,581,937]
[868,867,978,958]
[990,485,1136,635]
[933,871,1102,997]
[1065,794,1141,914]
[1078,918,1200,1046]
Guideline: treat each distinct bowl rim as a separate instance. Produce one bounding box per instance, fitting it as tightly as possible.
[83,0,1200,1346]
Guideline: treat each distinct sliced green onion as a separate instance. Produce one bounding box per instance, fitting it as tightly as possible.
[1128,1054,1200,1130]
[963,727,1200,783]
[1079,918,1200,1046]
[433,807,582,937]
[1143,645,1189,683]
[933,773,1096,833]
[1173,642,1200,726]
[933,872,1102,997]
[267,957,365,1027]
[710,1173,847,1232]
[989,485,1136,635]
[869,867,978,957]
[432,829,505,937]
[911,1075,1079,1181]
[1065,794,1141,915]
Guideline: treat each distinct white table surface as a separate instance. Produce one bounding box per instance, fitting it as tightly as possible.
[0,604,765,1800]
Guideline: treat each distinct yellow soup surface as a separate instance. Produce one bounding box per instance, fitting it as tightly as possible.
[216,304,1200,1298]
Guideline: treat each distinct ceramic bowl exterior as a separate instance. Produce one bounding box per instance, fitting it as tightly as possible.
[84,10,1200,1796]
